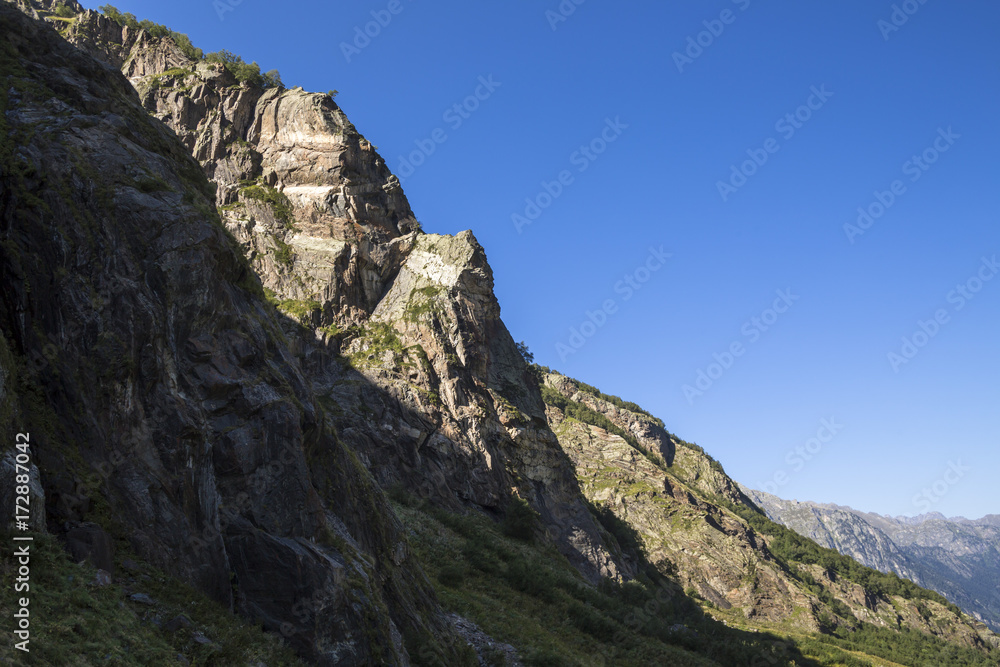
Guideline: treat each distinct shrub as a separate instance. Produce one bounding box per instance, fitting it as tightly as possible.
[240,184,294,227]
[501,496,539,542]
[566,600,619,642]
[137,18,169,38]
[205,50,281,89]
[437,563,466,588]
[504,559,557,602]
[98,4,138,29]
[168,31,203,60]
[524,648,570,667]
[52,3,75,18]
[262,69,282,88]
[460,539,495,574]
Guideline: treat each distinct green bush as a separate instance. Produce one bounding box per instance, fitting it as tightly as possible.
[541,384,662,466]
[168,31,203,60]
[99,4,138,29]
[262,69,282,88]
[205,50,281,88]
[504,558,558,602]
[501,496,539,542]
[566,599,619,641]
[240,183,294,227]
[52,3,75,18]
[137,18,169,38]
[437,563,466,588]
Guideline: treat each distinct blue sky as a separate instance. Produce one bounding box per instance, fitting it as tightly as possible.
[107,1,999,520]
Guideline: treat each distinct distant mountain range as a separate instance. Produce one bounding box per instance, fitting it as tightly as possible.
[741,486,1000,633]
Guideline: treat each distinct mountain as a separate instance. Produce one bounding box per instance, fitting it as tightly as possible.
[0,1,997,665]
[741,486,1000,634]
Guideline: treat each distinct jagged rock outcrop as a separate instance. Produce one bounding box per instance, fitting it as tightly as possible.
[744,487,1000,633]
[544,372,752,507]
[0,5,468,663]
[547,403,807,624]
[4,2,999,664]
[541,371,998,650]
[43,3,623,585]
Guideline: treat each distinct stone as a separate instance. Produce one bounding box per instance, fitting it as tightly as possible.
[65,523,115,574]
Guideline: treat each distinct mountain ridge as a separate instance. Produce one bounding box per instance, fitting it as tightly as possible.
[1,1,997,665]
[742,485,1000,634]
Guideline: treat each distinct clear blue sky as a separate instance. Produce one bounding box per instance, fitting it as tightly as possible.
[106,1,999,520]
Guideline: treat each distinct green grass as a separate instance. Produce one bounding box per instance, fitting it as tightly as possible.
[391,497,831,667]
[541,385,662,467]
[240,184,295,228]
[261,289,320,327]
[403,285,445,321]
[347,322,406,367]
[0,533,304,666]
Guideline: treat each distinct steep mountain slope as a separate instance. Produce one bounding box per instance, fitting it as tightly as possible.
[539,373,997,646]
[1,1,998,665]
[742,487,1000,633]
[47,0,623,587]
[0,4,471,664]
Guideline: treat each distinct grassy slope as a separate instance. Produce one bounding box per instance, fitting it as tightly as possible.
[0,533,304,666]
[388,487,941,667]
[534,372,997,667]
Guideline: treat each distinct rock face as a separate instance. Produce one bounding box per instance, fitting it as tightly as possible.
[0,5,464,664]
[43,3,622,585]
[548,403,805,623]
[3,1,999,664]
[743,487,1000,633]
[541,372,998,649]
[2,1,623,659]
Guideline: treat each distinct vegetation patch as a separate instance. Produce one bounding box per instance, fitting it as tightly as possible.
[0,533,304,665]
[403,284,446,322]
[241,184,295,228]
[347,322,406,368]
[541,385,661,466]
[392,500,830,667]
[273,235,294,267]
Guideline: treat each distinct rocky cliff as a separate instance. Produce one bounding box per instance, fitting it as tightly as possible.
[0,3,477,664]
[539,372,998,649]
[59,2,622,587]
[743,487,1000,633]
[1,1,999,665]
